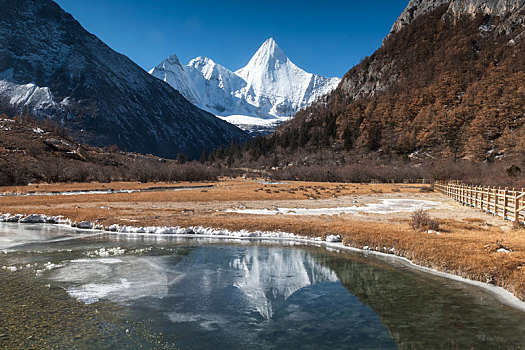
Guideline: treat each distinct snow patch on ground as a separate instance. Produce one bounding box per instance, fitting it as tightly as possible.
[226,199,445,216]
[325,235,342,243]
[217,114,287,126]
[0,185,212,198]
[497,248,512,253]
[2,213,70,225]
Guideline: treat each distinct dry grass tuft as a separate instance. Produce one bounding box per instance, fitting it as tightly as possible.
[512,220,525,231]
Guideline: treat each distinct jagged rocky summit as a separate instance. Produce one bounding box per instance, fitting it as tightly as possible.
[150,38,340,135]
[390,0,525,36]
[0,0,249,159]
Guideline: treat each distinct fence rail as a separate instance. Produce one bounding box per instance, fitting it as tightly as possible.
[434,181,525,223]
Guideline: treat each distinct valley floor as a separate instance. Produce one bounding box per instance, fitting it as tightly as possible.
[1,179,525,303]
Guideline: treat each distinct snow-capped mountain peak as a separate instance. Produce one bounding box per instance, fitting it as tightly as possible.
[188,56,231,81]
[188,56,215,70]
[165,54,184,68]
[150,38,341,135]
[236,38,303,98]
[237,38,290,76]
[235,38,339,119]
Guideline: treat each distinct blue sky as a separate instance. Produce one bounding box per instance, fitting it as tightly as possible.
[55,0,408,78]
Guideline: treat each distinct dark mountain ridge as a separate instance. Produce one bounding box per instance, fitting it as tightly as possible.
[0,0,249,159]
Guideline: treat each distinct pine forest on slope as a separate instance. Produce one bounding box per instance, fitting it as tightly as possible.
[239,0,525,167]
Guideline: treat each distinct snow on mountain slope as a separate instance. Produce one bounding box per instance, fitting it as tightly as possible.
[235,38,340,118]
[147,55,202,107]
[150,38,340,135]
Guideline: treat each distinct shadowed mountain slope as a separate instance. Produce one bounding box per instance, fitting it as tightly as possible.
[0,0,249,159]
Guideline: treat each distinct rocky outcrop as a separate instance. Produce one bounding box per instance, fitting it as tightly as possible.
[339,0,525,102]
[390,0,525,36]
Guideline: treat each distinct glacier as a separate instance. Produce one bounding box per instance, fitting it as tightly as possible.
[150,38,340,135]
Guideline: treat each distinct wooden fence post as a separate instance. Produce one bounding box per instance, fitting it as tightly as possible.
[517,188,525,222]
[495,187,500,217]
[487,187,491,213]
[491,187,495,215]
[515,188,519,222]
[503,187,508,220]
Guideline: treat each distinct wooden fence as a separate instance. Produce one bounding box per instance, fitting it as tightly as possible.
[434,181,525,223]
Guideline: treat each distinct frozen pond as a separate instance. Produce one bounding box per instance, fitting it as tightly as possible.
[0,185,213,197]
[1,223,525,349]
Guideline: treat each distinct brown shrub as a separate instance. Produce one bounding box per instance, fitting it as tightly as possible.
[410,209,440,232]
[419,186,434,192]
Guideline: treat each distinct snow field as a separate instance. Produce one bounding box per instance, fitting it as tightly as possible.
[226,199,446,216]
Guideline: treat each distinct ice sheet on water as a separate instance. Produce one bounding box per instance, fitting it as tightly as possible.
[67,281,132,304]
[50,256,170,304]
[72,258,123,264]
[0,222,80,249]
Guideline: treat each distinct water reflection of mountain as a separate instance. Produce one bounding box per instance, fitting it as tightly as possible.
[229,248,338,319]
[175,245,338,320]
[322,252,525,349]
[164,244,397,349]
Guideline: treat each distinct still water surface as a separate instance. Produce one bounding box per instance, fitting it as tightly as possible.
[1,223,525,349]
